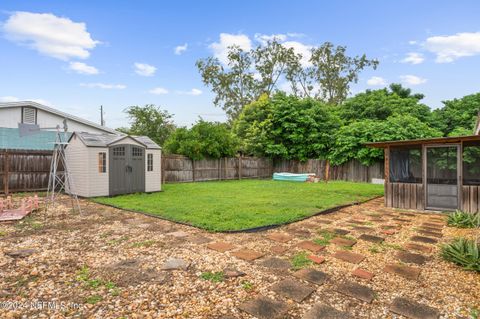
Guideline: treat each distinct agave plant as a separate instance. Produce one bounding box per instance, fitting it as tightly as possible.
[441,238,480,272]
[447,210,480,228]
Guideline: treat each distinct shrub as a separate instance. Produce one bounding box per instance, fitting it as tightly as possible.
[447,211,480,228]
[441,238,480,272]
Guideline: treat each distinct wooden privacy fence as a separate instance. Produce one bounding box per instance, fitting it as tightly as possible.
[0,150,53,194]
[161,155,273,183]
[162,155,384,184]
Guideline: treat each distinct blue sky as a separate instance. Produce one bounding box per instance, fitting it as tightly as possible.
[1,1,480,129]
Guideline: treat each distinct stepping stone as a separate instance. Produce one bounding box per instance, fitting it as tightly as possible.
[288,228,311,238]
[347,219,365,225]
[332,228,349,235]
[207,242,235,252]
[392,217,411,223]
[405,243,432,253]
[352,268,374,281]
[238,296,290,319]
[303,303,353,319]
[422,222,443,229]
[381,229,397,235]
[418,230,442,238]
[223,268,246,278]
[271,245,288,254]
[381,225,399,230]
[293,268,328,285]
[260,257,291,270]
[384,263,421,280]
[316,219,333,224]
[161,258,190,270]
[352,226,373,233]
[401,212,416,217]
[266,232,293,243]
[397,251,427,265]
[390,297,440,319]
[330,237,356,247]
[335,281,375,303]
[231,249,264,261]
[358,234,384,243]
[298,241,325,253]
[420,226,444,232]
[332,251,365,264]
[307,255,325,264]
[188,235,212,244]
[5,249,37,258]
[271,279,315,302]
[167,231,189,238]
[410,236,437,244]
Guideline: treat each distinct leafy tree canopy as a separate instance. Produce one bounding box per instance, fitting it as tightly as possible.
[118,104,175,146]
[330,114,442,165]
[337,86,432,124]
[164,119,238,160]
[431,92,480,136]
[234,92,340,161]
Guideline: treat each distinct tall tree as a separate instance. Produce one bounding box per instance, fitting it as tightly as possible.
[196,40,296,121]
[119,104,175,146]
[388,83,424,100]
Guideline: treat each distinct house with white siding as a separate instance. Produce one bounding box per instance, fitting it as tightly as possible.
[66,132,161,197]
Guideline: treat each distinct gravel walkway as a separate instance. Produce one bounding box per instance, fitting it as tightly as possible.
[0,197,479,318]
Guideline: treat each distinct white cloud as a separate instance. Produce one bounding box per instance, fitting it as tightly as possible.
[2,11,98,60]
[408,40,417,45]
[401,52,425,65]
[282,41,313,67]
[80,83,126,89]
[400,75,427,85]
[254,33,288,44]
[367,76,387,86]
[209,33,252,65]
[149,87,169,95]
[424,32,480,63]
[133,62,156,76]
[68,61,99,75]
[176,88,202,96]
[174,43,188,55]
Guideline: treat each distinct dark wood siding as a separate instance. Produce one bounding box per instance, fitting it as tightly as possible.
[461,185,480,213]
[385,182,424,210]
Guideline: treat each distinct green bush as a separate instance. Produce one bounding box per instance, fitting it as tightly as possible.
[441,238,480,272]
[447,211,480,228]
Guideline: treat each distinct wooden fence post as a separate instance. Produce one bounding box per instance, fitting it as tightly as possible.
[324,160,330,183]
[238,155,242,180]
[4,151,9,195]
[192,159,196,182]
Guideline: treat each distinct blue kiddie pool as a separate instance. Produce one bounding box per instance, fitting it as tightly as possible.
[273,172,315,182]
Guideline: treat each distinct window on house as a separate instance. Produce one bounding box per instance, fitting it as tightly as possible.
[98,152,106,173]
[147,153,153,171]
[22,107,37,124]
[389,147,422,183]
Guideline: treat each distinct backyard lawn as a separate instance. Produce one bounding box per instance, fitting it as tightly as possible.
[94,180,383,231]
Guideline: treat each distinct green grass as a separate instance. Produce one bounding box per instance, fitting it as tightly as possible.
[291,252,313,270]
[93,180,383,232]
[200,271,224,282]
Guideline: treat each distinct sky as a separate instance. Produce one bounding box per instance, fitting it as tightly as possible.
[0,1,480,129]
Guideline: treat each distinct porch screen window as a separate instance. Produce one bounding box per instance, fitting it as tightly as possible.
[98,152,106,173]
[147,153,153,171]
[463,142,480,185]
[389,147,422,183]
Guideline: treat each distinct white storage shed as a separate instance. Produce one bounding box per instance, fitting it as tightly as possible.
[66,132,161,197]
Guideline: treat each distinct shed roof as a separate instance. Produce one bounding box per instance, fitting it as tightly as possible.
[366,135,480,148]
[72,132,161,149]
[0,127,71,151]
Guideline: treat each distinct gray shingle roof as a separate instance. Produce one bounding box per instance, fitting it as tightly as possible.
[73,132,161,149]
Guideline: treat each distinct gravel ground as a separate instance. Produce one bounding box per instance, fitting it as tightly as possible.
[0,196,479,318]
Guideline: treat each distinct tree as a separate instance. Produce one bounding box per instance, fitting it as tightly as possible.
[337,88,432,124]
[388,83,424,100]
[330,114,442,165]
[234,93,340,161]
[164,119,238,160]
[431,92,480,136]
[196,40,297,120]
[287,42,378,104]
[119,104,175,146]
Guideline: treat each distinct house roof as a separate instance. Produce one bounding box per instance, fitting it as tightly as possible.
[72,132,161,149]
[0,101,117,134]
[366,135,480,148]
[0,127,72,151]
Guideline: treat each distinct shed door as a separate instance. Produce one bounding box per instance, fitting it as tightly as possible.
[425,145,460,211]
[109,144,145,195]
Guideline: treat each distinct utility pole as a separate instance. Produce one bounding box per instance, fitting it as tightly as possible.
[100,105,105,126]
